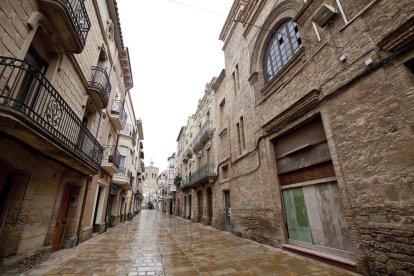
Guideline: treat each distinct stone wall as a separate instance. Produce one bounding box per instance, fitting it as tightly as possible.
[198,0,414,274]
[0,0,34,57]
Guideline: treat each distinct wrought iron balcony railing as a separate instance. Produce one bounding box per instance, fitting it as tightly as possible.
[110,100,127,128]
[192,120,214,152]
[120,123,136,140]
[180,177,190,190]
[0,56,102,170]
[38,0,91,52]
[65,0,90,47]
[118,166,132,185]
[88,66,111,107]
[188,163,216,187]
[101,145,120,169]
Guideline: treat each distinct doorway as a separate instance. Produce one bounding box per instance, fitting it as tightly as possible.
[274,117,353,258]
[207,188,213,225]
[52,184,72,251]
[197,191,203,222]
[224,190,231,231]
[183,196,186,218]
[188,195,192,220]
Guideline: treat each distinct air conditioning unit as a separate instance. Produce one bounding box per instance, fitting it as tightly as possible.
[311,4,337,27]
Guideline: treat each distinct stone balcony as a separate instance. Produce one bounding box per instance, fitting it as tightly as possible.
[88,66,111,108]
[110,100,126,131]
[0,56,102,174]
[112,166,133,190]
[120,123,137,144]
[38,0,91,53]
[192,120,214,152]
[187,163,217,189]
[101,145,120,174]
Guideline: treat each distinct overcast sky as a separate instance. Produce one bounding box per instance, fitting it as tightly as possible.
[117,0,233,170]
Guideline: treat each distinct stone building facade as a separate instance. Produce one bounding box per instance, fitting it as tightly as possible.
[142,162,159,209]
[175,81,218,225]
[174,0,414,274]
[0,0,143,273]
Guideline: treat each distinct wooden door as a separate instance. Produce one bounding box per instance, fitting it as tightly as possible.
[207,188,213,224]
[188,195,192,219]
[224,191,231,231]
[184,197,186,218]
[197,191,203,222]
[274,117,353,256]
[52,184,71,251]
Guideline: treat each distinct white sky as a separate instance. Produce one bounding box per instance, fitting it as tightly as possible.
[117,0,233,170]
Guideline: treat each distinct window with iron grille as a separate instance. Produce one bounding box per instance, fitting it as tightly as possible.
[263,20,302,81]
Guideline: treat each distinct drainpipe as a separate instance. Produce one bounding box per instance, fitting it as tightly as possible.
[76,175,93,245]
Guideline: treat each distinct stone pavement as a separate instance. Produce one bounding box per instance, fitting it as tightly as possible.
[25,210,358,275]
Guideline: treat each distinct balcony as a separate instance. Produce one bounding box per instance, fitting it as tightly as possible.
[180,177,190,190]
[88,66,111,108]
[101,145,120,174]
[120,123,136,143]
[0,57,102,174]
[174,175,182,186]
[110,100,126,130]
[112,166,132,189]
[187,163,217,189]
[192,120,214,152]
[38,0,91,53]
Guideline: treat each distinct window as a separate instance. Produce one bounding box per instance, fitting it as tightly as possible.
[219,98,225,130]
[264,20,302,81]
[232,71,237,93]
[236,122,241,154]
[233,64,240,92]
[240,116,246,151]
[221,164,229,180]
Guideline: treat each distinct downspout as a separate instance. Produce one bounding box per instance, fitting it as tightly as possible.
[76,175,93,245]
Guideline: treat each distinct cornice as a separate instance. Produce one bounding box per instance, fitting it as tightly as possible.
[106,0,124,49]
[219,0,249,42]
[377,16,414,53]
[262,89,320,134]
[119,47,133,90]
[212,69,225,91]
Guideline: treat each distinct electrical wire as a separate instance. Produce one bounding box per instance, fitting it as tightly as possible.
[168,0,225,17]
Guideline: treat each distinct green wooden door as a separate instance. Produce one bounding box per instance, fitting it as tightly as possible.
[283,187,312,243]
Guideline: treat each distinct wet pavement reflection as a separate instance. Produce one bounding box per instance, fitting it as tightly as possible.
[26,210,358,275]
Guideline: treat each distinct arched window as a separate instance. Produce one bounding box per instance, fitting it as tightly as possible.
[263,20,302,81]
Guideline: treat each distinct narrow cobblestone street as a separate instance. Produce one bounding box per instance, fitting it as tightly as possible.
[25,210,358,275]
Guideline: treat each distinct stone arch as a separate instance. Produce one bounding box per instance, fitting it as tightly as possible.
[249,0,302,90]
